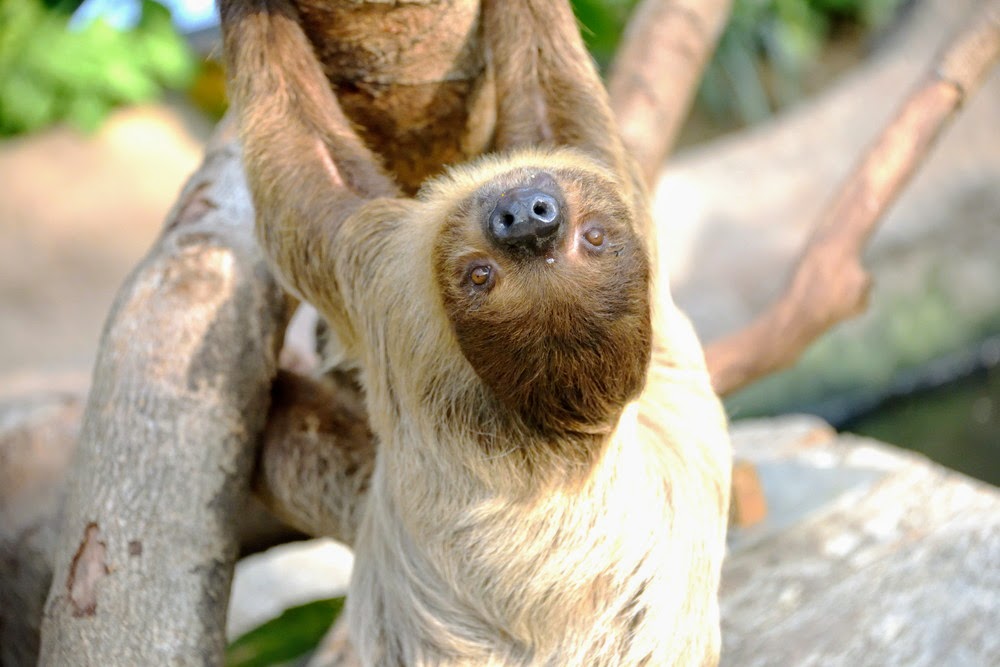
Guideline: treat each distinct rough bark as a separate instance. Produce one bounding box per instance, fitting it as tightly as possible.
[0,389,81,666]
[704,0,1000,396]
[37,120,290,665]
[723,417,1000,666]
[0,384,311,665]
[608,0,733,186]
[0,382,305,551]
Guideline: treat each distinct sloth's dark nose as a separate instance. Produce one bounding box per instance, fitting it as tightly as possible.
[487,187,563,252]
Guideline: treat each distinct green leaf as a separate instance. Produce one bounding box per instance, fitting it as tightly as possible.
[137,0,175,32]
[225,598,345,667]
[42,0,85,13]
[99,58,160,102]
[570,0,638,68]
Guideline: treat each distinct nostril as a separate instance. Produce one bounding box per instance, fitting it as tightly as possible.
[502,212,515,226]
[530,196,558,223]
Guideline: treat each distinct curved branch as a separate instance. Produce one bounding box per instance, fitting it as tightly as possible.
[705,0,1000,396]
[608,0,733,186]
[256,370,374,546]
[38,118,292,665]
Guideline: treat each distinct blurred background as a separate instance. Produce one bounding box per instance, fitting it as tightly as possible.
[0,0,996,663]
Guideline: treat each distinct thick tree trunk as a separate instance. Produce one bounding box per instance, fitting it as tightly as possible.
[37,122,290,665]
[0,383,308,665]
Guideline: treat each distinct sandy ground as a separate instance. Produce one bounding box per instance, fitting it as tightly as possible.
[0,103,211,382]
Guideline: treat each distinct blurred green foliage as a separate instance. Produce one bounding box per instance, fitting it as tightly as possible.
[702,0,907,123]
[572,0,908,124]
[226,598,345,667]
[572,0,639,64]
[0,0,906,139]
[0,0,195,136]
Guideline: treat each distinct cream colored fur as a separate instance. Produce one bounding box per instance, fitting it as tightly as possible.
[314,151,732,666]
[219,2,732,662]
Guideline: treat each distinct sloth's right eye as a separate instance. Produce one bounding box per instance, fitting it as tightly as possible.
[470,266,491,285]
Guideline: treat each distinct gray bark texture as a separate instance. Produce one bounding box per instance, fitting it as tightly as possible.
[0,384,306,665]
[36,124,289,666]
[723,416,1000,667]
[0,388,81,666]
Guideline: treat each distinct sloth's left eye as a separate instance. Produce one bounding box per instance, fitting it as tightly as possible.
[465,262,497,291]
[583,227,606,248]
[470,265,491,285]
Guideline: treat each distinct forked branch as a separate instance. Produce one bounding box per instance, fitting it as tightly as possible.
[705,0,1000,396]
[608,0,734,186]
[38,118,291,665]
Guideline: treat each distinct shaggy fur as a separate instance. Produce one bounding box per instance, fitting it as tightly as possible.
[220,1,731,665]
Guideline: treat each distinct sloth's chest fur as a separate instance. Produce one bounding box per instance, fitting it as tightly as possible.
[341,302,729,665]
[345,407,723,666]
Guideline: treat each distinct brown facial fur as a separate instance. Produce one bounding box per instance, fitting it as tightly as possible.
[434,163,652,435]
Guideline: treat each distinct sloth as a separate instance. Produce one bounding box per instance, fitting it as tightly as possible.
[276,0,494,193]
[220,0,731,665]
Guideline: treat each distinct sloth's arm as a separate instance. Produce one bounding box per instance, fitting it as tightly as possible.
[219,0,403,542]
[483,0,629,177]
[219,0,404,322]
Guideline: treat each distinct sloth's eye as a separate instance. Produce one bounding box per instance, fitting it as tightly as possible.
[470,265,491,286]
[584,227,605,248]
[462,259,498,292]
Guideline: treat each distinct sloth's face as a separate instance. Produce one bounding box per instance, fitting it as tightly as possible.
[434,165,652,435]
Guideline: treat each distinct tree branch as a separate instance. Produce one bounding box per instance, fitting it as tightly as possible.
[256,370,374,546]
[608,0,734,186]
[705,0,1000,397]
[0,370,372,664]
[0,388,81,666]
[38,117,292,665]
